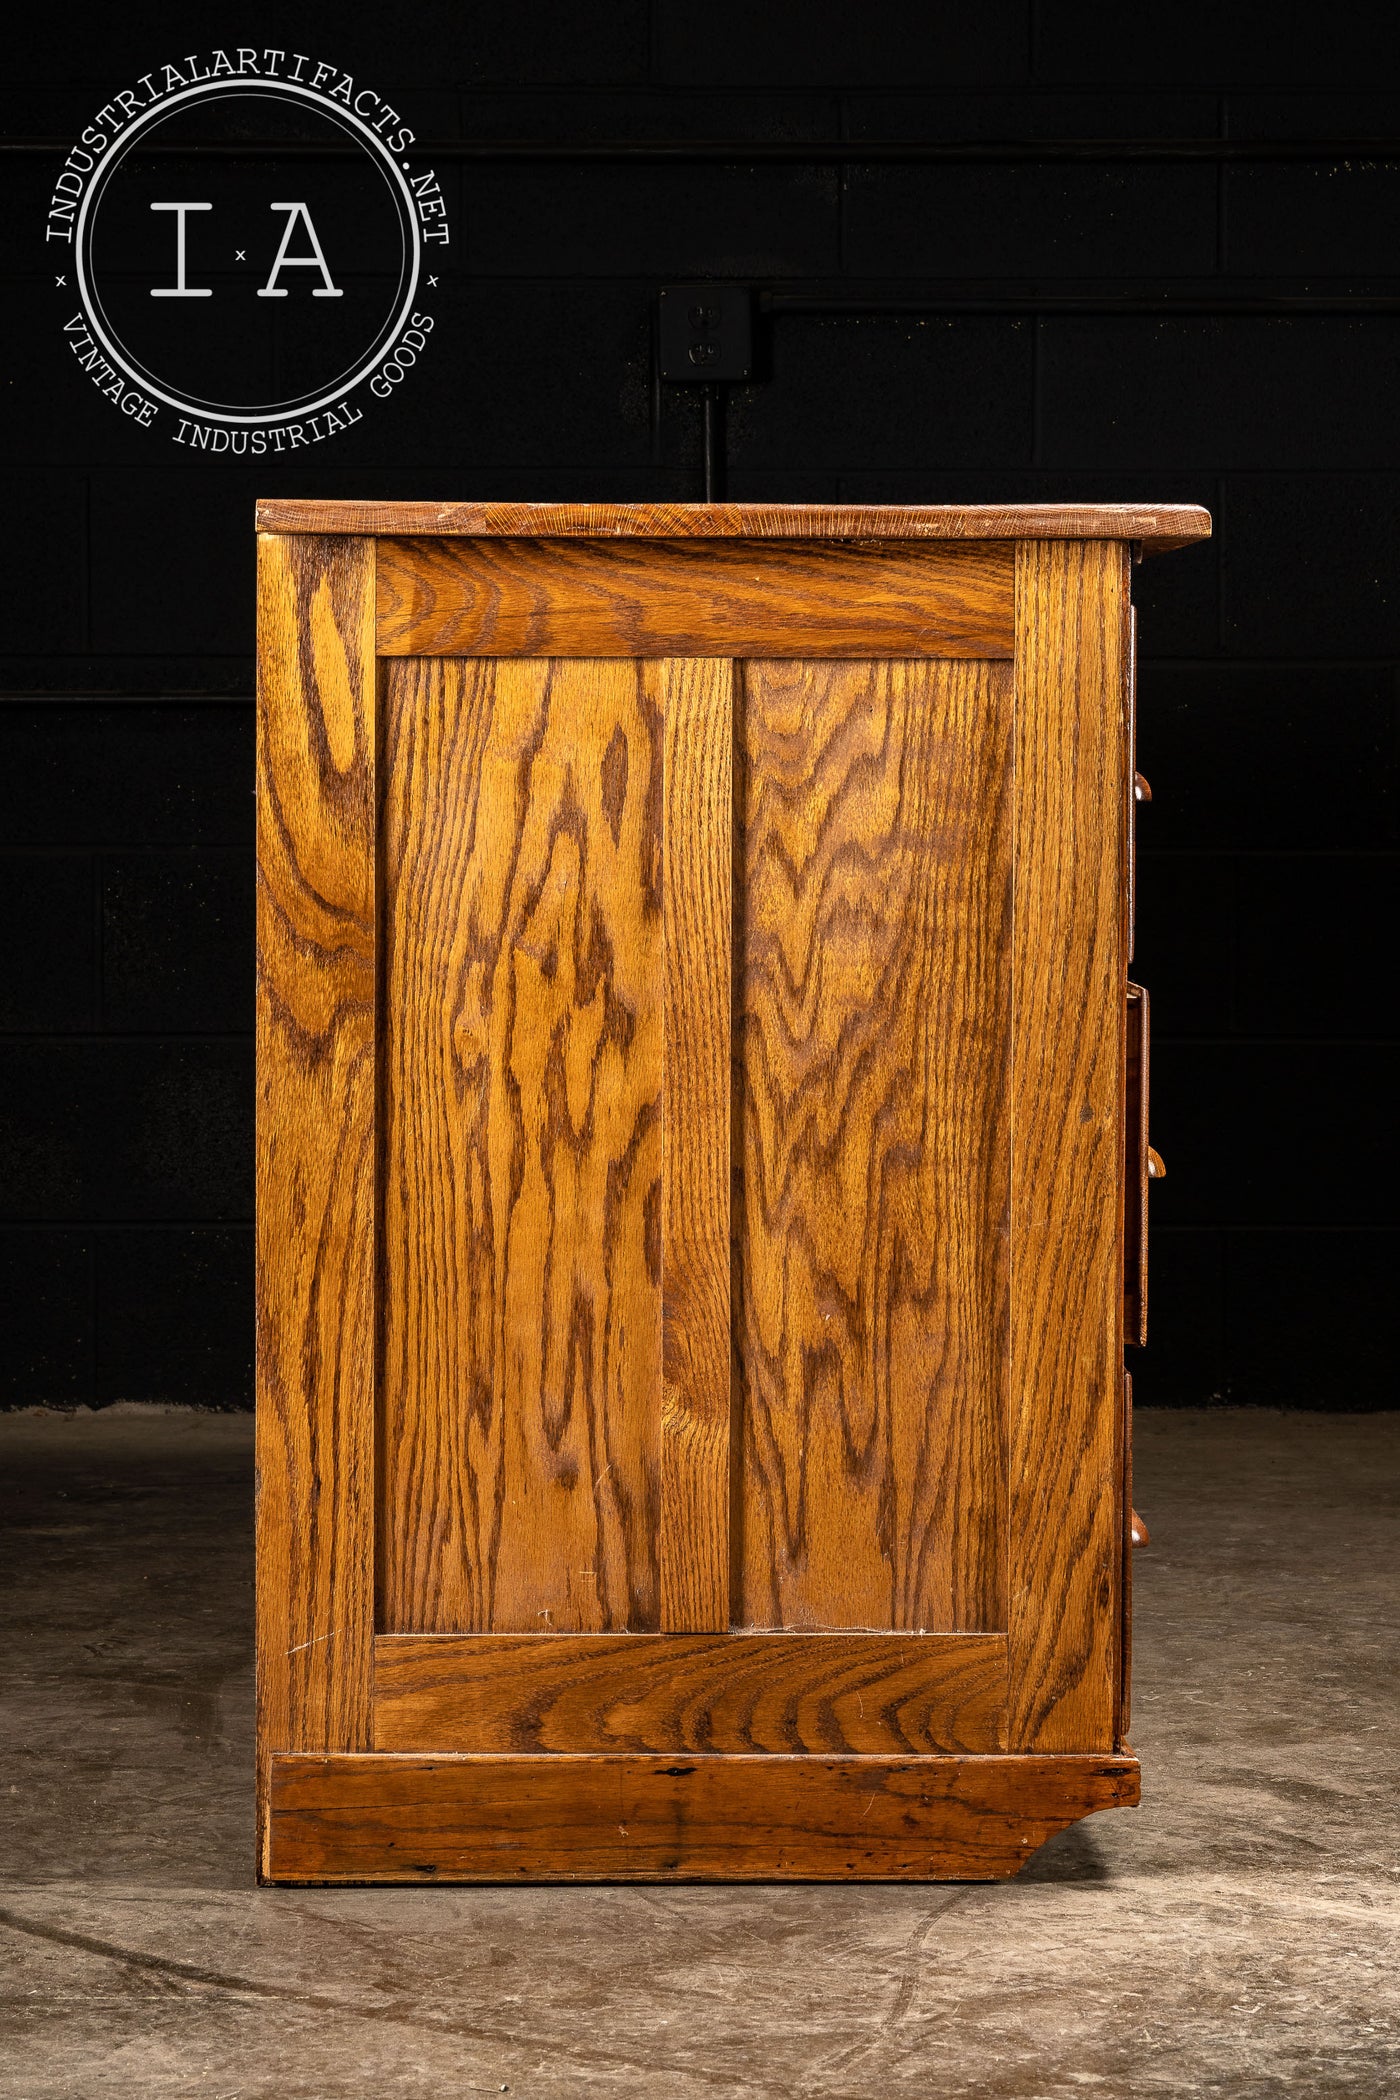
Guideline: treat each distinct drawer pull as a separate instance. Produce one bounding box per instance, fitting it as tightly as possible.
[1147,1146,1165,1180]
[1131,1510,1150,1548]
[1134,771,1152,803]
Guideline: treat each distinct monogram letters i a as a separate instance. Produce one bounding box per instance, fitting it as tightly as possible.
[149,200,342,298]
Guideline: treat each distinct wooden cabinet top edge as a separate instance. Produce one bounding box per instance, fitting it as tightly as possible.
[253,499,1211,552]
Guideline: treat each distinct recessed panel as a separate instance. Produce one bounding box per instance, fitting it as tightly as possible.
[734,657,1013,1633]
[378,656,664,1633]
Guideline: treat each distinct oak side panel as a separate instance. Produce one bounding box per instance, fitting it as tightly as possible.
[735,658,1012,1634]
[373,1632,1008,1755]
[1009,539,1130,1751]
[375,538,1014,657]
[378,657,664,1633]
[258,497,1212,552]
[255,533,377,1865]
[660,661,733,1630]
[267,1750,1140,1883]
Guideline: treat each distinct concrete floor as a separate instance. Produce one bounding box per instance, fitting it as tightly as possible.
[0,1408,1395,2099]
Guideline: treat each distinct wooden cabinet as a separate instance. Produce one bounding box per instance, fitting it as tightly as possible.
[255,499,1209,1883]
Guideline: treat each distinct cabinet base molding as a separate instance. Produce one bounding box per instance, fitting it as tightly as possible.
[264,1751,1140,1885]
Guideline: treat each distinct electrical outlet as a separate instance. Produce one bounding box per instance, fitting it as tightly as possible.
[658,284,753,382]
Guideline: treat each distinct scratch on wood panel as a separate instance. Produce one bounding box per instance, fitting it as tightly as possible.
[286,1631,340,1656]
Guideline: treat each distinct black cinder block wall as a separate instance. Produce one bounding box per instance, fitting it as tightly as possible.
[2,3,1396,1408]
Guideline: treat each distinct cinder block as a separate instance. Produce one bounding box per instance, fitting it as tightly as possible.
[0,853,95,1031]
[101,849,252,1034]
[89,474,261,658]
[1226,162,1400,276]
[1133,851,1236,1037]
[734,315,1033,473]
[96,1226,252,1406]
[0,1229,93,1405]
[0,704,252,849]
[843,164,1216,278]
[1224,1230,1396,1406]
[653,0,1029,85]
[1041,319,1400,471]
[1221,476,1400,657]
[1137,667,1399,851]
[0,1040,252,1222]
[0,477,87,654]
[1234,855,1397,1038]
[465,162,841,278]
[1036,2,1400,85]
[1150,1041,1394,1230]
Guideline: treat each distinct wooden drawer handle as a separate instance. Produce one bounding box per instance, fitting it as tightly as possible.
[1147,1146,1166,1180]
[1131,1510,1150,1548]
[1134,772,1152,803]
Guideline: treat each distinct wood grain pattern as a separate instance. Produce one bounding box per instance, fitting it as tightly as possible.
[660,662,733,1630]
[372,1633,1008,1755]
[378,656,665,1634]
[267,1750,1140,1883]
[734,658,1012,1634]
[255,532,377,1872]
[1008,539,1129,1753]
[258,499,1212,552]
[1124,983,1150,1348]
[375,538,1014,657]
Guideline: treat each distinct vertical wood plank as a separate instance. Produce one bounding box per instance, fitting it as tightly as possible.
[1008,539,1129,1751]
[735,658,1013,1634]
[660,659,733,1631]
[378,657,665,1633]
[255,533,377,1869]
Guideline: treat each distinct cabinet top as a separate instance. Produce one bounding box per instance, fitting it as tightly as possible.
[255,499,1211,555]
